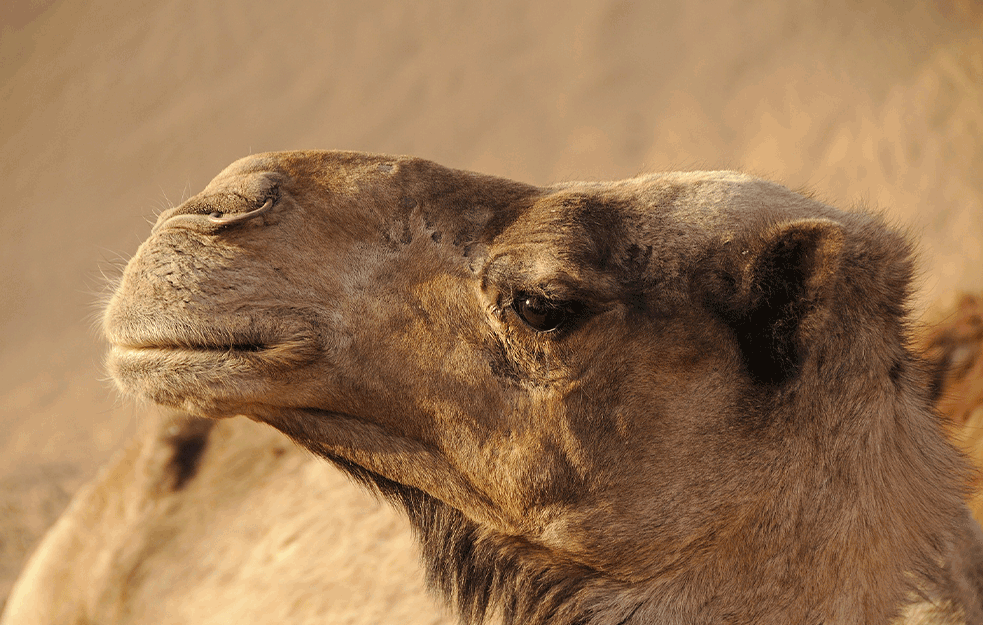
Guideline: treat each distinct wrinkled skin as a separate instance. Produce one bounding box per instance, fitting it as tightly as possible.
[103,151,981,624]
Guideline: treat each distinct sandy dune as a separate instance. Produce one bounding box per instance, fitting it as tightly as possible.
[2,0,982,617]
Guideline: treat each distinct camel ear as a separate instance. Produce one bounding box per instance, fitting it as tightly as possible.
[704,219,845,385]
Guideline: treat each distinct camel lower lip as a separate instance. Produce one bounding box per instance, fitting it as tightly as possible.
[106,338,321,410]
[106,330,323,397]
[105,344,273,414]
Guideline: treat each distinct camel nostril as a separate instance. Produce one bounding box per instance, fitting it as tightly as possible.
[207,198,275,227]
[151,198,275,234]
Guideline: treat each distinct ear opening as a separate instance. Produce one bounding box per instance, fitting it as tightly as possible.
[707,218,845,385]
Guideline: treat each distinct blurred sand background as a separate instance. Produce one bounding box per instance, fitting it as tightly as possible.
[1,0,982,616]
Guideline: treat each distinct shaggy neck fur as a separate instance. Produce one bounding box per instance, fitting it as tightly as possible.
[324,455,620,625]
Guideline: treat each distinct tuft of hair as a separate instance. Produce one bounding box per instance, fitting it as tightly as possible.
[321,454,627,625]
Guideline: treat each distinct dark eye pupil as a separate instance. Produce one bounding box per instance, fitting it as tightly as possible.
[514,296,566,331]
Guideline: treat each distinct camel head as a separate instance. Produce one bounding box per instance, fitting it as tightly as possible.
[104,151,971,624]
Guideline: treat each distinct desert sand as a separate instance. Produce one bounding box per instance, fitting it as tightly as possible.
[1,0,981,617]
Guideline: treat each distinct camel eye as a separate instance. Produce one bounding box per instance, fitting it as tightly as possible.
[512,295,568,332]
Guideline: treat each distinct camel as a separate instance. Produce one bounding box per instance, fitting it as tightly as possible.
[4,151,983,624]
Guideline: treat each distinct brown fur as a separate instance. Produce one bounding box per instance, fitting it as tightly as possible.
[9,151,982,624]
[921,294,983,525]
